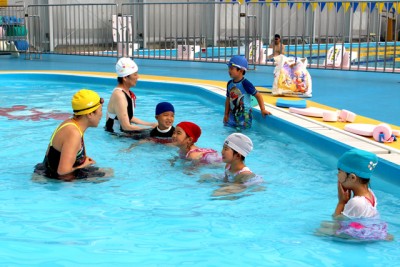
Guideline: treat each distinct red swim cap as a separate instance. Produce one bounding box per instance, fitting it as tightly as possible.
[177,121,201,143]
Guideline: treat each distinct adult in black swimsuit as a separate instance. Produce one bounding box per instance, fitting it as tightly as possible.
[34,89,106,181]
[105,57,157,136]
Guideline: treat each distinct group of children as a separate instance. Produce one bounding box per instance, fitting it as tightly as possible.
[35,55,392,242]
[137,55,270,190]
[140,99,258,191]
[103,56,271,189]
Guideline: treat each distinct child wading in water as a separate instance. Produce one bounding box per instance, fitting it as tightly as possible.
[213,133,263,196]
[150,102,175,143]
[224,55,271,129]
[172,121,221,164]
[123,102,175,151]
[317,148,393,241]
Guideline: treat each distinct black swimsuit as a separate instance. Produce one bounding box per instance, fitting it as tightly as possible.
[105,89,134,133]
[149,126,175,143]
[105,88,151,139]
[34,122,104,180]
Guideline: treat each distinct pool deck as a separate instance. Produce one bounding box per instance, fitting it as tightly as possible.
[1,54,400,168]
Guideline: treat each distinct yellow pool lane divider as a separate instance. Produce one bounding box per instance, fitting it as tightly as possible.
[289,47,400,58]
[358,51,400,58]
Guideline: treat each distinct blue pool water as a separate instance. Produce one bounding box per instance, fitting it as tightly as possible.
[113,46,243,59]
[0,74,399,266]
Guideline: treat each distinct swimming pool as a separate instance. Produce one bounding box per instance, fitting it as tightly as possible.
[128,41,400,68]
[0,73,399,265]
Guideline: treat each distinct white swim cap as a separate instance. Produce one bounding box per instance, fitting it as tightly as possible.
[116,57,138,77]
[224,133,253,157]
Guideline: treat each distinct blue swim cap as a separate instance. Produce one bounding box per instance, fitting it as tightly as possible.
[227,55,248,71]
[337,148,378,179]
[155,102,175,115]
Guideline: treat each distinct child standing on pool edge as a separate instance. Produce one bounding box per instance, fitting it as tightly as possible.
[224,55,271,129]
[317,148,392,241]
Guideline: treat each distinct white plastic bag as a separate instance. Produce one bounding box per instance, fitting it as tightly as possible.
[272,55,312,97]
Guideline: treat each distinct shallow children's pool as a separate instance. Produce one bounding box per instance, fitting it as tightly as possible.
[0,74,399,266]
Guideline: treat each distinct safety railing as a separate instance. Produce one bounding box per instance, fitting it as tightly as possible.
[0,1,399,73]
[25,3,117,57]
[0,5,26,58]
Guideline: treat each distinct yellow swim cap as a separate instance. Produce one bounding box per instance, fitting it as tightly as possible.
[71,89,103,115]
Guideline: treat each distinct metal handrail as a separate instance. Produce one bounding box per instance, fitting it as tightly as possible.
[0,1,398,72]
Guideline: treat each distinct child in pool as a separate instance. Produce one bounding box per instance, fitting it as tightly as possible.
[212,133,263,196]
[149,102,175,143]
[172,121,221,164]
[317,148,393,241]
[124,102,175,152]
[223,55,271,129]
